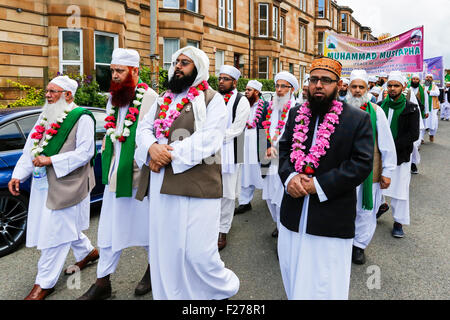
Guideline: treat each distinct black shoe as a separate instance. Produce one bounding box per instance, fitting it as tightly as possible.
[271,227,278,238]
[234,203,252,215]
[78,283,112,300]
[352,246,366,265]
[135,265,152,296]
[411,163,418,174]
[376,203,389,219]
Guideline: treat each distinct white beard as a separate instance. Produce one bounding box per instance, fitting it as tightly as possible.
[41,97,72,125]
[272,93,291,111]
[346,91,369,109]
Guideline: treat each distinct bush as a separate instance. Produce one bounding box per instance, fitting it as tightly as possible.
[140,66,168,94]
[1,80,45,108]
[207,76,275,92]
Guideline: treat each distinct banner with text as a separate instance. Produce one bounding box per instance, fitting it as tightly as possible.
[324,26,424,77]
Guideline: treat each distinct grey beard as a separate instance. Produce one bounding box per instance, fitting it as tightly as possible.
[424,80,432,87]
[273,93,291,111]
[41,97,71,125]
[346,91,369,109]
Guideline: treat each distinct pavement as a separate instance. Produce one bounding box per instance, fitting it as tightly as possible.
[0,119,449,300]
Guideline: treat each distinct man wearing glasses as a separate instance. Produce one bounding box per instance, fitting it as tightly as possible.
[277,57,374,299]
[217,65,250,251]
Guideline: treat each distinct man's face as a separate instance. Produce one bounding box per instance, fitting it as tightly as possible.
[446,83,450,88]
[218,73,236,93]
[425,75,433,83]
[349,79,368,98]
[341,83,348,91]
[387,80,404,100]
[110,64,136,84]
[45,83,68,104]
[275,80,293,97]
[245,87,259,100]
[411,77,420,86]
[173,54,195,79]
[302,86,308,99]
[308,69,339,101]
[368,81,375,89]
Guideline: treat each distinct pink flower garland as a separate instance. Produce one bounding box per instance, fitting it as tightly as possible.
[246,99,265,129]
[290,100,343,175]
[154,80,209,139]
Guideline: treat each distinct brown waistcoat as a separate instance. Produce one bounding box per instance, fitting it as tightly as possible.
[46,120,96,210]
[135,88,222,200]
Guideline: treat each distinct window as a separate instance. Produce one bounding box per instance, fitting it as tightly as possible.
[299,24,306,52]
[259,3,269,37]
[187,0,198,12]
[280,16,285,45]
[0,122,25,151]
[59,29,83,75]
[341,14,347,32]
[318,31,324,55]
[92,110,107,141]
[289,63,294,74]
[227,0,233,30]
[215,50,225,75]
[163,0,179,8]
[163,38,180,70]
[318,0,325,18]
[273,58,279,77]
[327,0,330,19]
[299,65,306,88]
[363,34,368,41]
[280,61,283,71]
[273,6,278,39]
[94,31,118,92]
[16,115,39,139]
[218,0,225,28]
[187,40,199,48]
[258,57,268,79]
[299,0,306,11]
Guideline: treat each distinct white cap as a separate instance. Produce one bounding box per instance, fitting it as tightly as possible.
[169,46,210,87]
[247,80,263,92]
[341,77,350,85]
[387,71,404,85]
[303,79,309,86]
[368,75,378,83]
[369,86,382,95]
[111,48,140,67]
[411,73,421,80]
[219,65,241,80]
[49,76,78,95]
[350,69,368,85]
[379,71,388,78]
[425,73,433,78]
[275,71,299,91]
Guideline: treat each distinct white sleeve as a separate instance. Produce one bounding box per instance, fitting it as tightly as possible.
[11,128,37,182]
[430,86,440,97]
[49,115,95,178]
[375,107,397,178]
[135,99,158,169]
[313,177,328,202]
[170,93,228,174]
[223,97,251,143]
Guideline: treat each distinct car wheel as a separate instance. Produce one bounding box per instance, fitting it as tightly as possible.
[0,191,28,258]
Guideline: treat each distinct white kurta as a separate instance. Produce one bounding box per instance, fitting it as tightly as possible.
[410,87,425,164]
[423,84,440,132]
[354,106,397,249]
[442,88,450,119]
[278,118,353,300]
[97,99,150,253]
[135,89,240,300]
[12,113,95,250]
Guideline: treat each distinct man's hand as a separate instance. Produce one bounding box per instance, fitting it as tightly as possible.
[287,174,309,198]
[149,159,162,173]
[379,176,391,189]
[32,156,52,167]
[265,146,278,160]
[301,175,317,195]
[149,143,173,167]
[424,113,429,119]
[8,178,20,196]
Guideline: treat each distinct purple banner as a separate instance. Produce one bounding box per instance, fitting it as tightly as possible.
[423,56,444,87]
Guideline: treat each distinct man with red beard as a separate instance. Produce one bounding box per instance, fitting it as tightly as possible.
[277,57,374,299]
[79,48,158,300]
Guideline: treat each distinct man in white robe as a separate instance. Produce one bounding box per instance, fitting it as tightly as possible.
[235,80,266,215]
[79,49,158,300]
[422,74,441,142]
[9,76,98,300]
[261,71,299,238]
[345,70,397,264]
[408,74,426,174]
[217,65,250,250]
[442,81,450,121]
[135,46,239,300]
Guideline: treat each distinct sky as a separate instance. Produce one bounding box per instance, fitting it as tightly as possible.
[336,0,450,70]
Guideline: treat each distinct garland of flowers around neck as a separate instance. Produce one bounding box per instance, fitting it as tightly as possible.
[154,80,209,139]
[30,105,73,157]
[246,99,265,129]
[290,100,343,175]
[261,100,291,143]
[104,82,149,143]
[223,91,234,104]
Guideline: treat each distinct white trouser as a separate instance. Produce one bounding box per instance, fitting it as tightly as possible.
[239,185,256,205]
[36,233,93,289]
[266,200,281,230]
[97,246,149,278]
[390,198,410,225]
[220,198,235,234]
[353,209,377,249]
[441,103,450,119]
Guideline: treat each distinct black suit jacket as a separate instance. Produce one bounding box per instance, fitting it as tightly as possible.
[278,102,374,238]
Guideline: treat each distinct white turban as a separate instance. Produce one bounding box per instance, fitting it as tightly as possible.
[275,71,299,91]
[369,86,382,95]
[303,79,309,87]
[341,77,350,85]
[49,76,78,95]
[411,73,421,80]
[387,71,404,85]
[219,65,241,80]
[350,69,368,85]
[426,73,433,79]
[110,48,140,67]
[168,46,210,87]
[379,71,388,78]
[368,75,378,83]
[247,80,263,92]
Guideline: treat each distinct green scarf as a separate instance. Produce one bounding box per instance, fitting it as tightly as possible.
[361,102,377,210]
[381,94,406,140]
[42,107,97,165]
[427,84,433,112]
[102,80,143,198]
[408,83,425,117]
